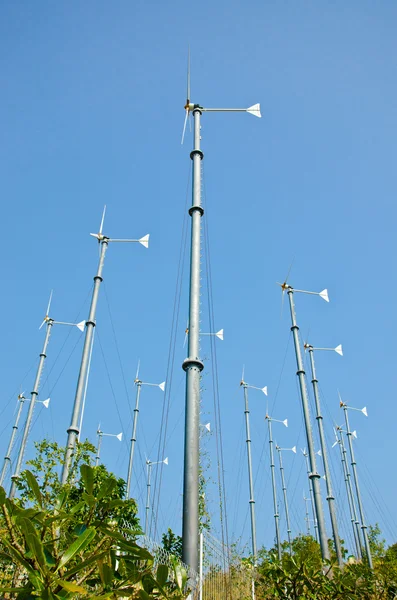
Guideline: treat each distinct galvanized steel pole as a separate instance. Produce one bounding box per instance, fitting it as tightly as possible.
[62,240,108,484]
[9,322,53,498]
[277,447,293,555]
[308,347,343,567]
[287,289,329,560]
[266,417,281,559]
[145,461,153,535]
[0,395,26,486]
[302,449,319,542]
[342,407,373,568]
[181,107,204,572]
[126,381,142,498]
[336,427,362,559]
[95,431,103,467]
[243,384,258,561]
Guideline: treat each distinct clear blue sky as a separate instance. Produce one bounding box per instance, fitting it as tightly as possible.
[1,1,396,555]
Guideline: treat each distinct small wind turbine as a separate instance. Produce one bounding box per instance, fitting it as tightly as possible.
[180,50,261,576]
[265,413,288,560]
[278,277,330,561]
[125,361,165,499]
[276,443,296,555]
[332,425,363,560]
[304,341,344,568]
[240,368,268,568]
[9,292,81,499]
[62,207,149,485]
[184,323,224,347]
[339,393,372,568]
[95,425,123,467]
[145,457,168,535]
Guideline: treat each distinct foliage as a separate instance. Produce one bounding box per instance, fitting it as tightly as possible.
[162,529,183,561]
[0,440,189,599]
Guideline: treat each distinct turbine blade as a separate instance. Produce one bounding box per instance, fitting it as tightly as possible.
[242,364,245,382]
[99,205,106,235]
[332,441,338,448]
[139,234,150,248]
[216,328,224,341]
[76,320,86,332]
[335,344,343,356]
[135,359,140,381]
[46,290,53,317]
[39,319,46,330]
[181,109,189,145]
[319,289,329,303]
[90,233,100,239]
[159,381,166,392]
[246,103,261,118]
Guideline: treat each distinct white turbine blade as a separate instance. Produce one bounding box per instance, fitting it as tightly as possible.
[332,440,338,448]
[139,234,150,248]
[159,381,166,392]
[291,446,297,454]
[261,386,268,396]
[76,320,86,332]
[319,289,329,303]
[216,329,224,341]
[42,398,50,409]
[181,109,189,145]
[362,407,368,417]
[46,290,53,317]
[99,205,106,236]
[90,233,100,240]
[39,319,46,330]
[335,344,343,356]
[163,457,169,465]
[242,365,245,382]
[135,359,140,381]
[205,422,211,432]
[352,430,357,439]
[317,449,322,457]
[283,419,288,428]
[246,103,261,118]
[116,432,123,442]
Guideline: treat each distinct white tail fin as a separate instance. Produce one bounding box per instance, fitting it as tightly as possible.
[139,234,150,248]
[362,407,368,417]
[291,446,297,454]
[216,329,224,341]
[247,103,261,118]
[283,419,288,428]
[42,398,50,409]
[163,457,169,465]
[159,381,166,392]
[335,344,343,356]
[261,386,268,396]
[116,432,123,441]
[319,289,329,303]
[76,320,86,332]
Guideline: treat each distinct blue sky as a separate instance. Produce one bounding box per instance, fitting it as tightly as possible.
[1,0,397,555]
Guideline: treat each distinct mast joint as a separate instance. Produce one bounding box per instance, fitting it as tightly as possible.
[182,357,204,372]
[188,205,204,217]
[190,149,204,161]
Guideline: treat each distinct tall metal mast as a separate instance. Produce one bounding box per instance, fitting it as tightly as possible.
[181,56,260,572]
[340,399,372,568]
[126,362,165,499]
[9,293,82,499]
[334,426,362,559]
[302,448,319,542]
[276,444,296,555]
[61,208,149,484]
[145,457,168,535]
[281,283,330,560]
[304,493,311,535]
[265,414,288,559]
[305,343,344,567]
[0,394,26,486]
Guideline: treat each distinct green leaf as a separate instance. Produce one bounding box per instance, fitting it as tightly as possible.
[156,564,169,587]
[0,485,6,504]
[25,469,43,507]
[80,464,94,495]
[17,517,46,569]
[56,579,89,594]
[173,563,187,591]
[138,590,151,600]
[44,547,57,566]
[96,476,117,500]
[63,549,109,578]
[56,526,96,571]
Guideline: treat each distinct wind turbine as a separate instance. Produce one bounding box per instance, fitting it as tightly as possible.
[9,293,80,499]
[145,457,168,536]
[276,444,296,555]
[278,278,330,561]
[265,413,288,560]
[333,426,362,560]
[339,394,372,568]
[61,207,149,485]
[95,426,122,466]
[125,361,165,499]
[180,52,261,576]
[304,342,344,568]
[240,368,268,571]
